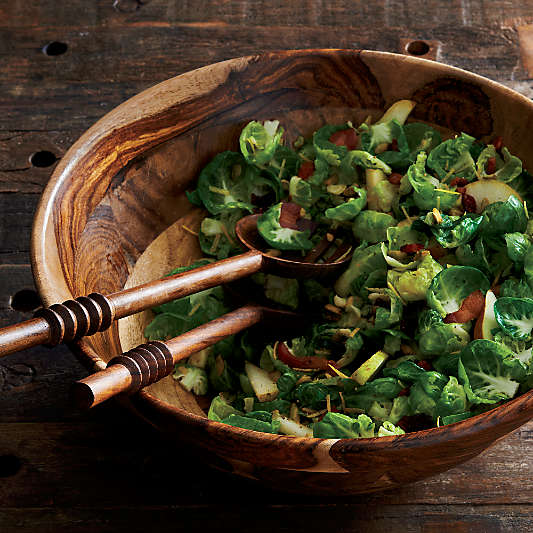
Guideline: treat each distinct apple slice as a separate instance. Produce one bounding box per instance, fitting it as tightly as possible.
[376,100,416,125]
[473,290,498,340]
[465,180,522,214]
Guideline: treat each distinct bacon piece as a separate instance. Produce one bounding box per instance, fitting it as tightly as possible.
[329,128,359,151]
[298,160,315,180]
[279,202,302,229]
[388,172,403,185]
[486,156,497,175]
[462,193,477,213]
[416,360,433,371]
[444,290,485,324]
[491,136,503,151]
[450,177,468,188]
[276,341,334,370]
[400,243,425,254]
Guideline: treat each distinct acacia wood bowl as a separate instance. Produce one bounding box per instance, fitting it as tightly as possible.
[32,49,533,494]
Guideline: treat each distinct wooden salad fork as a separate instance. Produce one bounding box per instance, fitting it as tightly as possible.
[70,304,307,409]
[0,214,350,358]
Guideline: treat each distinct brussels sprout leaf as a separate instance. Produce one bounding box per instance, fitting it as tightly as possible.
[458,339,527,404]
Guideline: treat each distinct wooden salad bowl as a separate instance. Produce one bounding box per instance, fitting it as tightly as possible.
[32,50,533,494]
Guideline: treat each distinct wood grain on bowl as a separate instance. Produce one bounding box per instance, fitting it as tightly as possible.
[31,50,533,494]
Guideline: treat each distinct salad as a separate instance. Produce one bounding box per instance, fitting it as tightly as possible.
[145,100,533,439]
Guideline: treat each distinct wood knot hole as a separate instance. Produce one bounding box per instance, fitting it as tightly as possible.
[29,151,57,168]
[42,42,68,56]
[405,40,430,56]
[113,0,144,12]
[0,455,22,477]
[10,289,42,312]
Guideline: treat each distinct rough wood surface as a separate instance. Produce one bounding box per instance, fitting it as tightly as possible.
[1,0,533,530]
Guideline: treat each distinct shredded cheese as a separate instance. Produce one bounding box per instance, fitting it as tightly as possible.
[327,364,350,379]
[181,224,198,236]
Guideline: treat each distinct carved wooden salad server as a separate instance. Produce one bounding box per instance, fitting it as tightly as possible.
[71,304,308,409]
[0,214,350,358]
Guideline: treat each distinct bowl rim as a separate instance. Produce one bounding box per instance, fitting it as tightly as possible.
[31,48,533,453]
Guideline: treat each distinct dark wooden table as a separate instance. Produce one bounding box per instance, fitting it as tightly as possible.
[1,2,532,531]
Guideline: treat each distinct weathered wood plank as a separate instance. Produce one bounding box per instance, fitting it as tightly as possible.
[0,264,88,421]
[0,24,527,85]
[1,504,532,533]
[0,132,75,193]
[0,195,41,262]
[0,421,531,507]
[2,0,533,31]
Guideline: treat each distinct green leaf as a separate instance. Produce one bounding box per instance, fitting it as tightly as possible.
[239,120,284,166]
[435,376,468,418]
[387,253,443,303]
[525,245,533,292]
[407,152,461,211]
[417,310,470,357]
[313,412,375,439]
[416,213,483,249]
[427,266,490,317]
[199,211,243,260]
[145,261,231,343]
[197,151,279,215]
[221,413,278,434]
[352,210,397,243]
[288,176,323,209]
[325,188,367,221]
[433,352,460,377]
[334,243,387,297]
[387,224,426,251]
[370,180,399,213]
[456,239,492,276]
[458,339,527,404]
[313,124,353,166]
[263,275,299,309]
[377,421,406,437]
[408,371,449,418]
[504,232,530,264]
[208,354,239,392]
[383,361,427,382]
[385,396,411,425]
[294,382,340,410]
[476,145,522,182]
[342,150,392,174]
[208,395,242,422]
[257,202,313,251]
[404,122,442,163]
[252,398,291,415]
[344,378,403,411]
[480,195,528,251]
[500,277,533,299]
[440,411,473,425]
[494,297,533,340]
[359,119,410,167]
[372,289,403,330]
[427,132,477,182]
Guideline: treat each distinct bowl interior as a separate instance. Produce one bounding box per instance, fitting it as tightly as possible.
[35,50,533,421]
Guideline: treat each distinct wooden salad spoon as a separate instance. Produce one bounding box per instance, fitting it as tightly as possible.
[71,304,307,409]
[0,214,351,358]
